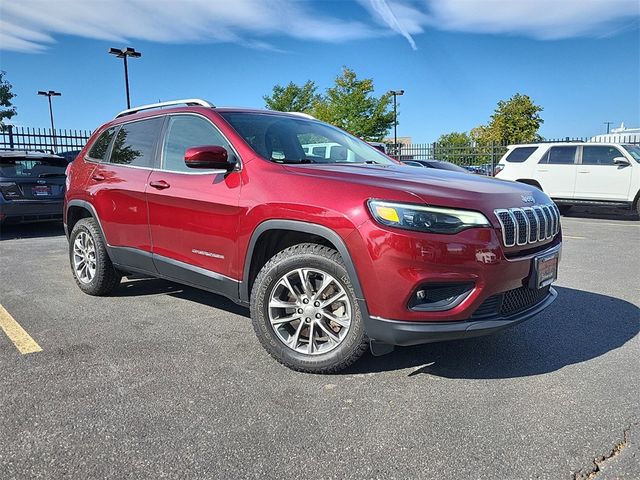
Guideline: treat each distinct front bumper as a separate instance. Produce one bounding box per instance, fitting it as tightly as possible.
[364,287,557,346]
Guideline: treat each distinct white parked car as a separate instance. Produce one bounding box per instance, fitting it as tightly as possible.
[495,143,640,215]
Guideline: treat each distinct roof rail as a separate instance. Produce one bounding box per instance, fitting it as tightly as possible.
[115,99,215,118]
[286,111,315,119]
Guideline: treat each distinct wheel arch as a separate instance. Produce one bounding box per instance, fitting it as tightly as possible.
[66,200,107,242]
[241,220,365,304]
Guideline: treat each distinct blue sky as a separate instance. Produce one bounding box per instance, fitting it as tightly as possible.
[1,0,639,143]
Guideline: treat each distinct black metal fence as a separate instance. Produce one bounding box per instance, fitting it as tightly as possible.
[0,126,92,154]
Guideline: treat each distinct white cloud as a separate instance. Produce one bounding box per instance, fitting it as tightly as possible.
[363,0,640,48]
[0,0,380,53]
[1,0,638,53]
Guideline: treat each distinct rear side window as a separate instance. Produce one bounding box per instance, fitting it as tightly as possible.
[162,115,233,172]
[539,146,577,165]
[505,146,538,163]
[582,146,623,165]
[110,118,164,167]
[87,127,116,161]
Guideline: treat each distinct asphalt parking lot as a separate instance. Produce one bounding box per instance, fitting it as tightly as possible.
[1,207,639,479]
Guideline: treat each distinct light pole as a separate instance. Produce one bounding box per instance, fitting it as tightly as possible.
[37,90,61,151]
[389,90,404,154]
[604,121,613,134]
[109,47,142,109]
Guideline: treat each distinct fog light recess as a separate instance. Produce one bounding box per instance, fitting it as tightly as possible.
[408,283,474,312]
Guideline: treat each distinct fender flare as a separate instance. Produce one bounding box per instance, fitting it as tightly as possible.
[241,220,366,305]
[66,199,107,242]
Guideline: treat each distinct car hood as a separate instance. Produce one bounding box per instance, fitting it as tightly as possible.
[284,163,551,213]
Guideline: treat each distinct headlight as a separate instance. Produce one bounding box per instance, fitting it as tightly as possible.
[367,200,490,234]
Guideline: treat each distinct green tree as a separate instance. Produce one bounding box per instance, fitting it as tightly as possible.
[434,131,474,164]
[473,93,543,145]
[313,67,394,141]
[0,71,17,128]
[263,80,321,113]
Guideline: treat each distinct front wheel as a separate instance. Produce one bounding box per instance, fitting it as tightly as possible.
[250,243,368,373]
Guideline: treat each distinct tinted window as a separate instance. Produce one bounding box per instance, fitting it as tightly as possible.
[505,146,538,163]
[0,156,67,178]
[87,127,116,161]
[110,118,163,167]
[623,145,640,163]
[162,115,232,172]
[582,146,623,165]
[540,146,577,165]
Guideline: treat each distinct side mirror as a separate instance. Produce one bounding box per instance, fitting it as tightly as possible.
[613,156,630,166]
[184,145,233,171]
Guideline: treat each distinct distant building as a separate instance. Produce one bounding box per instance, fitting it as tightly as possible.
[590,123,640,143]
[383,136,412,146]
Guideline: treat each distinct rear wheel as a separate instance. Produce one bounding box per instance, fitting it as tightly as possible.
[69,218,121,295]
[250,243,368,373]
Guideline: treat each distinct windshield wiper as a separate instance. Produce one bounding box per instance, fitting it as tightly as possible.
[38,173,66,178]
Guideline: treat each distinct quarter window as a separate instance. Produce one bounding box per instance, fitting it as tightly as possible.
[540,146,577,165]
[582,146,623,165]
[162,115,232,172]
[505,146,538,163]
[87,127,116,161]
[110,118,163,168]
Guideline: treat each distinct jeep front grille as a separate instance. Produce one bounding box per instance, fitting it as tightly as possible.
[494,204,560,247]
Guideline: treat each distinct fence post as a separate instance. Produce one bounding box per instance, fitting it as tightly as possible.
[8,125,15,150]
[491,142,496,176]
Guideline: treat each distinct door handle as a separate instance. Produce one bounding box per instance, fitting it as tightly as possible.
[578,170,590,173]
[149,180,170,190]
[536,169,549,172]
[91,173,105,181]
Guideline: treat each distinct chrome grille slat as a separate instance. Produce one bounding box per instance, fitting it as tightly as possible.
[494,203,560,248]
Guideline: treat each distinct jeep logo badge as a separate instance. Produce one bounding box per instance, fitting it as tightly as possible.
[521,194,535,203]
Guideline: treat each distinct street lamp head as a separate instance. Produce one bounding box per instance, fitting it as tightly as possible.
[37,90,61,97]
[109,47,141,58]
[389,90,404,96]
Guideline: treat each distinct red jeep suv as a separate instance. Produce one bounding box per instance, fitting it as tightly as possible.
[65,99,561,373]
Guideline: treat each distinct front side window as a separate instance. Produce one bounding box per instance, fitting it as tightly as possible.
[87,127,116,161]
[582,146,624,165]
[540,146,577,165]
[219,112,395,165]
[162,115,233,172]
[110,117,163,167]
[505,146,538,163]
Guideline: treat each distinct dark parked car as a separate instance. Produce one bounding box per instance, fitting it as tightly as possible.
[65,99,561,373]
[403,159,470,173]
[0,151,67,224]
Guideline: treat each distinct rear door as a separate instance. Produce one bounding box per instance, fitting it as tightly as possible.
[88,117,163,261]
[534,146,578,198]
[146,114,242,296]
[574,145,632,200]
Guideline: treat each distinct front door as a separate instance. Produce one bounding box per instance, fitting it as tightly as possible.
[146,114,242,297]
[534,145,578,198]
[574,145,632,200]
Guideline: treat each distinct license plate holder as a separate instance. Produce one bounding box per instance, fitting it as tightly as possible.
[529,251,559,289]
[32,185,51,196]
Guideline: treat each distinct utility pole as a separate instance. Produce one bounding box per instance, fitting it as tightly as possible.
[109,47,142,109]
[37,90,61,151]
[604,121,613,134]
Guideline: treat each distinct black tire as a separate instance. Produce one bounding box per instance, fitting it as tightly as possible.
[69,217,121,296]
[250,243,368,373]
[557,205,572,215]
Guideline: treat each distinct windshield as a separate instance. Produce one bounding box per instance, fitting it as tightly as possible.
[0,156,68,178]
[622,145,640,163]
[219,112,396,165]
